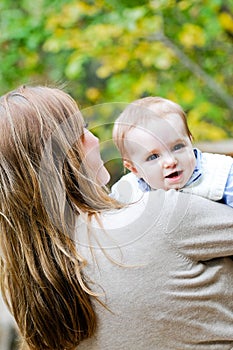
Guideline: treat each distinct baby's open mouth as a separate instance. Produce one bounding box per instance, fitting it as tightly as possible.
[165,171,182,178]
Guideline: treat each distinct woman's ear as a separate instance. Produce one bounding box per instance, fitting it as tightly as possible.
[123,160,138,174]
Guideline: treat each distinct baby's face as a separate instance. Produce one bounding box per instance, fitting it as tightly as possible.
[124,113,196,191]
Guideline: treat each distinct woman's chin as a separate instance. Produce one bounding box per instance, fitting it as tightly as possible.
[97,166,111,186]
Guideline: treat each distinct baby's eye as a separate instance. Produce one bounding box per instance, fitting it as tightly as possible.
[173,143,185,151]
[147,153,159,161]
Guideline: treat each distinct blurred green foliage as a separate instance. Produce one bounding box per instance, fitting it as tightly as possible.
[0,0,232,179]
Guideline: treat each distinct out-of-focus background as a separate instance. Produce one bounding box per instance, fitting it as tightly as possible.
[0,0,232,348]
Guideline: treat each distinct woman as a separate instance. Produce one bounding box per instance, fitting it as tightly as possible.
[0,85,233,350]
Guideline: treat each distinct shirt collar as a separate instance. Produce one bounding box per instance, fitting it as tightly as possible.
[184,148,202,187]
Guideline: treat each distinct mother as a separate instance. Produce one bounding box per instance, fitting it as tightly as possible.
[0,85,233,350]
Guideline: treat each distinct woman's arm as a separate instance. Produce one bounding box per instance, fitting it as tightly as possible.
[156,190,233,261]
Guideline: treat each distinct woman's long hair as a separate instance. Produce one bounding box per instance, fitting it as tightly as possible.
[0,85,120,350]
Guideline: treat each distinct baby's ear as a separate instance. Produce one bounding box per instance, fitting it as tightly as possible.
[123,160,138,174]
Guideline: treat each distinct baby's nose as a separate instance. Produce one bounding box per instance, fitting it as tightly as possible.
[162,153,177,168]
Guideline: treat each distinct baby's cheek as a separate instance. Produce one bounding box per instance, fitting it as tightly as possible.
[145,169,161,187]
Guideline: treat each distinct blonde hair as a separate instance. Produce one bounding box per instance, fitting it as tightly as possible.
[113,96,193,159]
[0,85,120,350]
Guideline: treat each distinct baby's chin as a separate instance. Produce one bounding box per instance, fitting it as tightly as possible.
[161,182,185,191]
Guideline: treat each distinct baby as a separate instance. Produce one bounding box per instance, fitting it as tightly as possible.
[111,96,233,206]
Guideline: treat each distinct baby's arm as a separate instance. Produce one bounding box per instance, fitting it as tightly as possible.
[110,172,143,203]
[165,190,233,260]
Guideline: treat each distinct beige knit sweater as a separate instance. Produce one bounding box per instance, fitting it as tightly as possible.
[75,189,233,350]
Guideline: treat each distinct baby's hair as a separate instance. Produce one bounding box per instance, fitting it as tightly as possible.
[113,96,192,159]
[0,85,121,350]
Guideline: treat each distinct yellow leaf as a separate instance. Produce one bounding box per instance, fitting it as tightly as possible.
[177,1,191,10]
[180,90,195,103]
[197,102,212,114]
[138,16,163,34]
[137,42,174,69]
[96,50,131,78]
[179,24,205,48]
[187,108,228,141]
[150,0,176,10]
[87,24,123,40]
[166,92,178,103]
[43,37,62,53]
[219,12,233,34]
[132,73,157,95]
[96,65,112,79]
[153,52,173,70]
[46,16,61,30]
[189,121,228,141]
[46,1,100,30]
[86,87,101,101]
[23,51,39,67]
[169,83,195,104]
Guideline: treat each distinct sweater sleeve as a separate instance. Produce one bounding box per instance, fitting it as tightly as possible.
[161,190,233,262]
